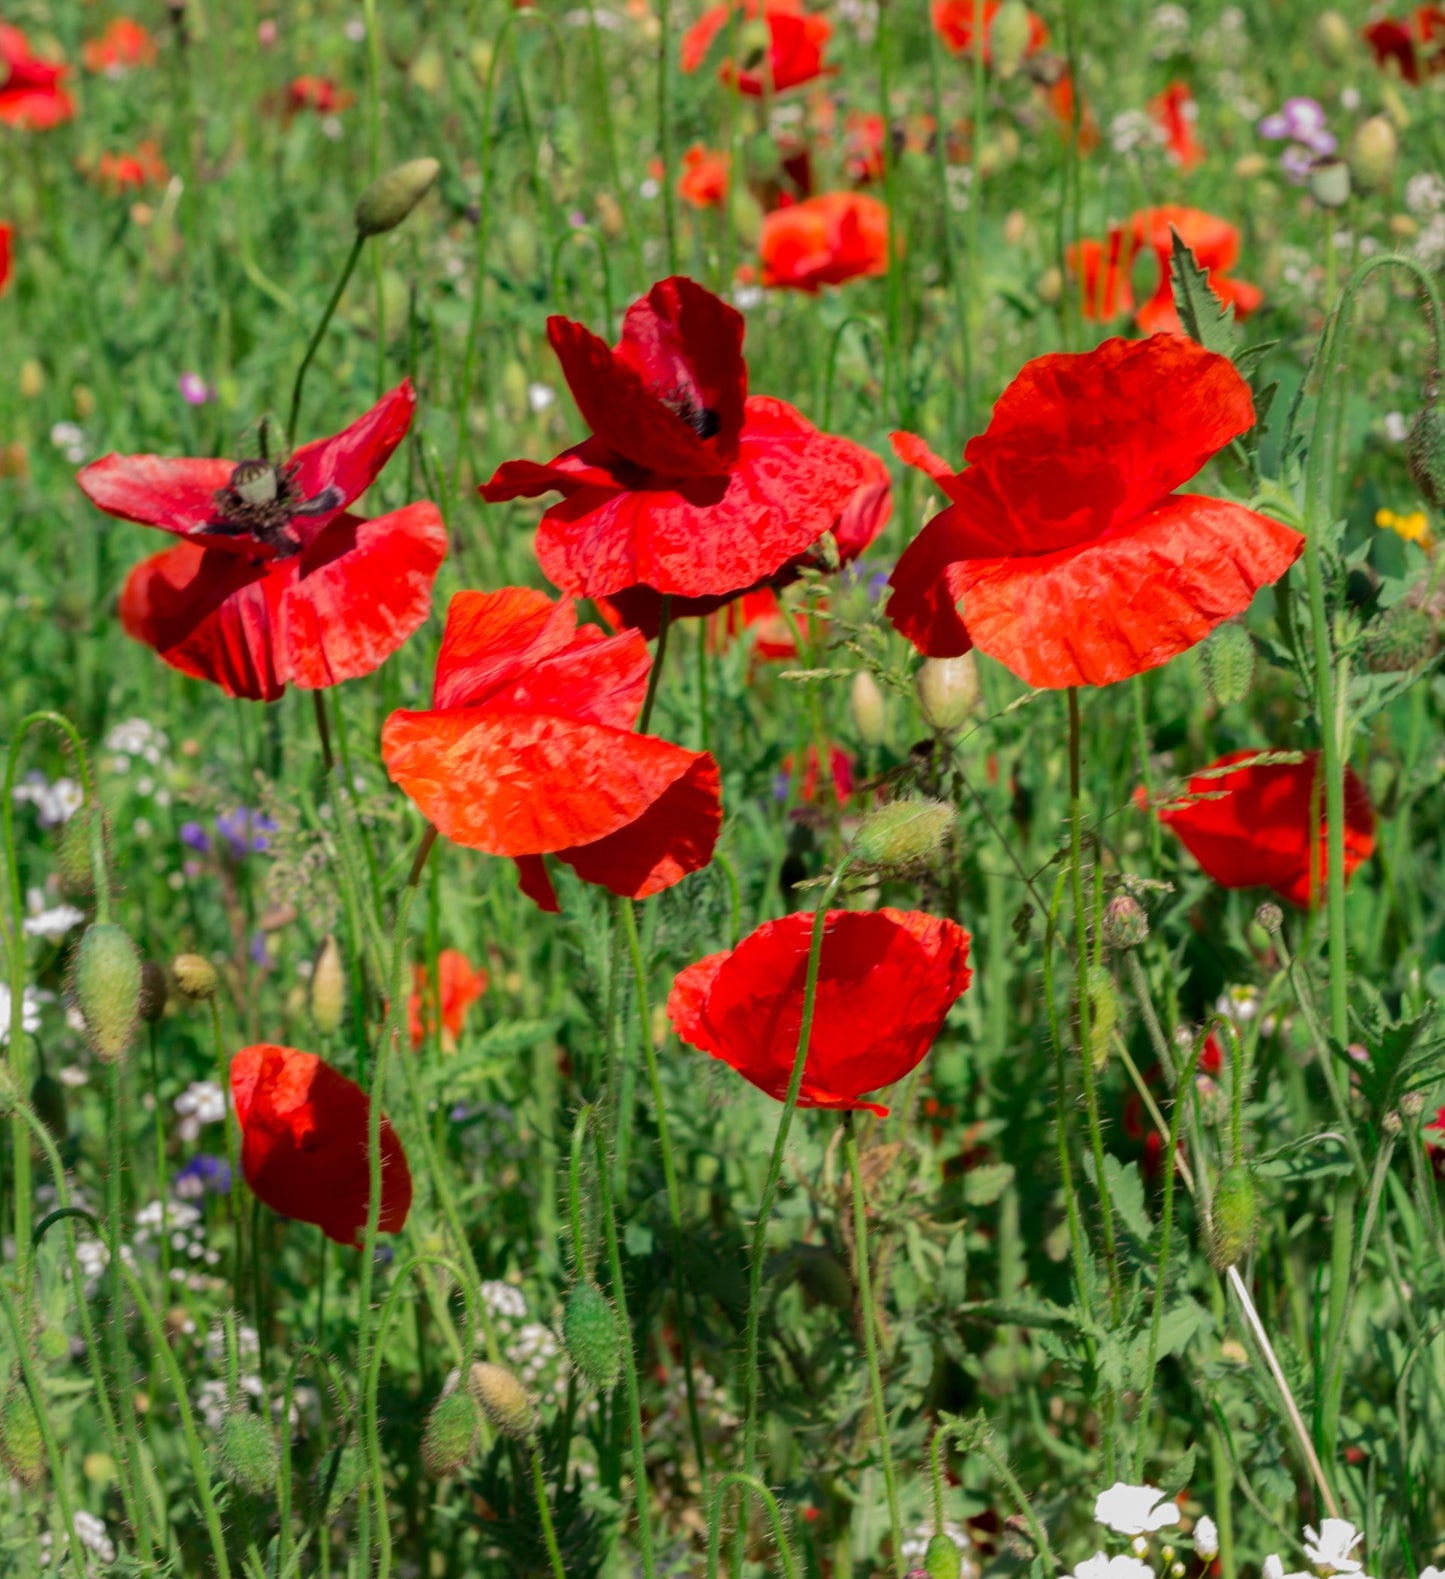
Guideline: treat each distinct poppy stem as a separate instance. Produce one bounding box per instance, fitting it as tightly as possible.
[209,996,242,1288]
[657,0,678,274]
[287,231,366,447]
[637,595,674,735]
[529,1443,570,1579]
[312,689,334,775]
[706,1473,801,1579]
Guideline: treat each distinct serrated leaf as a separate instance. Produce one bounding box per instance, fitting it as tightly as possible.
[1169,229,1240,357]
[1103,1154,1154,1248]
[1254,1133,1354,1182]
[963,1162,1015,1206]
[1158,1443,1197,1498]
[1154,1297,1210,1359]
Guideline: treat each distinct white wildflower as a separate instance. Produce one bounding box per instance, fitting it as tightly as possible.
[1094,1483,1181,1537]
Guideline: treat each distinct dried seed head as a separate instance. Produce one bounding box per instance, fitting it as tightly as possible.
[72,923,142,1062]
[354,157,441,237]
[850,798,955,874]
[172,953,219,1001]
[421,1387,479,1477]
[563,1281,623,1393]
[468,1361,536,1441]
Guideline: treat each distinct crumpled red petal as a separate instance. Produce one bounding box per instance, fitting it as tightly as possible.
[77,454,237,544]
[291,381,417,519]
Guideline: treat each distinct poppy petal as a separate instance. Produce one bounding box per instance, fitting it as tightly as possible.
[77,453,237,543]
[291,381,416,514]
[433,588,578,708]
[515,855,562,913]
[890,430,968,501]
[477,439,624,504]
[884,509,975,658]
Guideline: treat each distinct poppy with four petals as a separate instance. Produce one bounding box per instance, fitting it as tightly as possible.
[0,24,75,129]
[680,0,834,96]
[759,191,892,291]
[381,586,723,913]
[668,908,972,1115]
[76,382,447,702]
[885,335,1304,688]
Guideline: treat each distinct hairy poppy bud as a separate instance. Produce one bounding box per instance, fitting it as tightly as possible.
[58,804,104,893]
[1313,10,1352,65]
[73,923,142,1062]
[851,798,955,873]
[1348,116,1398,193]
[1308,157,1351,209]
[219,1410,279,1496]
[0,1063,18,1118]
[1079,962,1118,1071]
[925,1534,963,1579]
[1199,622,1254,707]
[563,1281,623,1392]
[139,960,169,1024]
[468,1361,536,1441]
[354,157,440,238]
[421,1386,479,1476]
[1208,1163,1259,1270]
[1363,603,1437,673]
[310,936,345,1035]
[172,953,219,1001]
[988,0,1032,77]
[1101,894,1148,951]
[849,671,888,746]
[916,654,979,735]
[0,1375,44,1487]
[1407,403,1445,510]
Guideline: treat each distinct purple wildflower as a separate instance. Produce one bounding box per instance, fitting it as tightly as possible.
[178,372,215,406]
[215,807,277,858]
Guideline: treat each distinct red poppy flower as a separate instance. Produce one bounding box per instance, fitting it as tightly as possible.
[82,17,156,75]
[0,225,11,297]
[0,25,75,129]
[76,382,446,701]
[758,191,891,291]
[286,75,353,115]
[1156,750,1376,909]
[479,274,882,628]
[931,0,1048,58]
[885,335,1304,687]
[1149,81,1205,170]
[679,144,730,209]
[1363,8,1445,82]
[668,908,972,1115]
[89,140,169,194]
[783,742,856,804]
[680,0,834,96]
[381,586,723,913]
[230,1043,412,1247]
[1046,68,1100,151]
[408,949,489,1050]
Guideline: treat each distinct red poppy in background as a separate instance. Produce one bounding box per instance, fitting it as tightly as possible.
[1156,750,1376,908]
[82,17,156,74]
[1363,8,1445,82]
[89,140,169,193]
[1149,81,1205,169]
[408,949,489,1050]
[784,742,856,804]
[0,25,75,128]
[680,144,730,208]
[286,75,353,115]
[0,225,11,296]
[382,587,723,913]
[759,191,891,290]
[681,0,834,96]
[480,274,883,628]
[76,382,446,701]
[668,908,972,1114]
[885,335,1303,687]
[931,0,1048,58]
[231,1044,412,1247]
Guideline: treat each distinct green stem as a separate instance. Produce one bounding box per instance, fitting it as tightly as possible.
[209,996,241,1290]
[637,596,674,736]
[657,0,678,273]
[529,1443,569,1579]
[973,1422,1060,1571]
[287,232,365,445]
[706,1473,800,1579]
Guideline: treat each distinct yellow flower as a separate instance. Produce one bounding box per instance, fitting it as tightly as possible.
[1376,507,1433,549]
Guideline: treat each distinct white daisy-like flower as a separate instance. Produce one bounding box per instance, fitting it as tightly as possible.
[0,983,43,1043]
[1073,1553,1156,1579]
[23,890,85,941]
[1194,1516,1219,1562]
[1094,1482,1181,1537]
[1303,1521,1364,1575]
[1263,1557,1311,1579]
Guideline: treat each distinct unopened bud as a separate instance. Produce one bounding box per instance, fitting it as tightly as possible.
[1253,901,1283,935]
[563,1281,623,1392]
[925,1533,963,1579]
[0,1375,44,1487]
[988,0,1033,77]
[1407,403,1445,510]
[468,1361,536,1441]
[1308,157,1352,209]
[57,803,104,893]
[849,671,888,747]
[1199,622,1254,706]
[139,960,169,1024]
[421,1386,479,1476]
[1101,894,1149,951]
[172,953,219,1001]
[1348,116,1398,193]
[1313,10,1352,66]
[354,157,441,238]
[1208,1163,1259,1270]
[1383,1110,1404,1136]
[1079,962,1118,1071]
[1400,1090,1426,1118]
[1363,603,1437,674]
[916,653,979,735]
[310,936,345,1036]
[219,1410,279,1496]
[72,923,141,1062]
[850,798,955,873]
[737,16,771,71]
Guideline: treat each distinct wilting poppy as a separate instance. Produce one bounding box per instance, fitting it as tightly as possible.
[82,17,156,75]
[88,140,169,194]
[286,75,354,115]
[408,949,489,1050]
[479,274,883,627]
[759,191,891,291]
[382,586,723,912]
[680,0,834,95]
[668,908,972,1114]
[230,1043,413,1247]
[679,144,730,208]
[0,25,75,129]
[76,382,446,701]
[931,0,1048,58]
[1363,8,1445,82]
[886,335,1303,687]
[1156,750,1376,909]
[1149,81,1205,170]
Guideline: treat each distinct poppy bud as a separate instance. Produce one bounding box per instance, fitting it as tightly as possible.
[1035,266,1063,306]
[849,671,888,747]
[19,359,44,400]
[502,214,539,281]
[1208,1163,1258,1270]
[925,1534,963,1579]
[1363,602,1437,673]
[1078,962,1117,1071]
[0,1374,43,1487]
[421,1386,479,1476]
[1253,901,1283,936]
[1308,157,1352,209]
[851,798,955,874]
[354,157,441,238]
[173,952,220,1001]
[219,1410,279,1497]
[1348,116,1398,194]
[1101,894,1148,951]
[988,0,1032,78]
[916,654,979,735]
[1313,10,1352,66]
[30,1070,66,1140]
[730,187,764,249]
[562,1281,623,1392]
[1407,403,1445,510]
[594,191,625,240]
[1199,621,1254,706]
[72,923,142,1063]
[310,935,345,1035]
[139,960,169,1024]
[408,46,445,96]
[468,1361,536,1441]
[1400,1090,1426,1118]
[58,803,105,893]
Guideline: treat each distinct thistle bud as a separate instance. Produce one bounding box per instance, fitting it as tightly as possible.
[218,1410,279,1497]
[1253,901,1283,936]
[1407,403,1445,510]
[310,936,345,1036]
[1101,894,1148,951]
[139,960,169,1024]
[563,1281,623,1392]
[354,157,441,238]
[1208,1163,1259,1270]
[72,923,142,1062]
[1313,10,1352,66]
[1363,603,1437,673]
[987,0,1033,78]
[0,1375,44,1487]
[468,1361,536,1441]
[849,671,888,747]
[421,1386,479,1476]
[850,798,955,874]
[925,1534,963,1579]
[1308,157,1352,209]
[916,654,979,735]
[1348,116,1398,194]
[172,953,219,1001]
[1199,622,1254,706]
[1079,962,1118,1071]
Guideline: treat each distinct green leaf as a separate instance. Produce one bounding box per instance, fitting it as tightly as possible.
[1154,1297,1211,1359]
[1103,1155,1154,1248]
[963,1162,1015,1207]
[1169,229,1240,357]
[1158,1444,1197,1498]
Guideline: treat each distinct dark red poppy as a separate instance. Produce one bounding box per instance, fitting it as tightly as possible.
[668,908,972,1115]
[759,192,891,291]
[680,0,834,96]
[680,144,730,209]
[931,0,1048,58]
[1363,8,1445,82]
[286,75,353,115]
[82,17,156,74]
[381,586,723,912]
[1156,750,1376,909]
[885,335,1303,688]
[0,24,75,129]
[408,949,488,1050]
[76,384,444,701]
[231,1043,412,1247]
[0,225,11,297]
[479,275,883,629]
[1149,81,1205,170]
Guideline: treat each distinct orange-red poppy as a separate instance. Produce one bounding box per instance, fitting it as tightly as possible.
[286,75,353,116]
[0,24,75,129]
[82,17,156,74]
[931,0,1048,58]
[89,140,169,194]
[679,144,730,208]
[408,949,489,1050]
[1149,81,1205,170]
[759,191,891,290]
[680,0,834,95]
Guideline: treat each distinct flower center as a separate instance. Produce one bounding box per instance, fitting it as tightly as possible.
[659,385,721,441]
[209,459,343,556]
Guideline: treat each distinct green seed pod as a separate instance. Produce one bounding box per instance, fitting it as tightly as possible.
[1101,894,1149,951]
[850,798,955,874]
[563,1281,623,1392]
[468,1361,536,1441]
[1313,10,1352,66]
[0,1374,44,1487]
[72,923,141,1063]
[849,671,887,747]
[354,157,440,238]
[925,1534,964,1579]
[1308,157,1352,209]
[1347,115,1398,193]
[421,1387,479,1477]
[1200,622,1254,707]
[1407,403,1445,510]
[172,953,219,1001]
[309,935,346,1036]
[219,1410,280,1497]
[30,1069,66,1140]
[1363,603,1437,673]
[1081,962,1117,1071]
[916,654,979,735]
[1209,1164,1259,1270]
[139,960,169,1025]
[57,803,102,893]
[988,0,1033,78]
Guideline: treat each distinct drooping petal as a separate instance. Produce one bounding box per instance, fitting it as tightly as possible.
[432,587,578,709]
[884,510,976,658]
[77,453,238,543]
[477,440,625,505]
[890,430,969,502]
[515,855,562,913]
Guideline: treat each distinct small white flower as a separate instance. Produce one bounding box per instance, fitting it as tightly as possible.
[638,176,660,200]
[1263,1556,1310,1579]
[1094,1483,1181,1537]
[73,1510,115,1563]
[1073,1554,1156,1579]
[22,891,84,942]
[12,773,83,827]
[1418,1568,1444,1579]
[0,983,43,1044]
[527,382,557,413]
[1194,1516,1219,1562]
[344,16,367,41]
[1303,1520,1364,1575]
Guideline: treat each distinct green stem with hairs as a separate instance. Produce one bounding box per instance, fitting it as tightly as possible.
[287,232,365,445]
[706,1473,800,1579]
